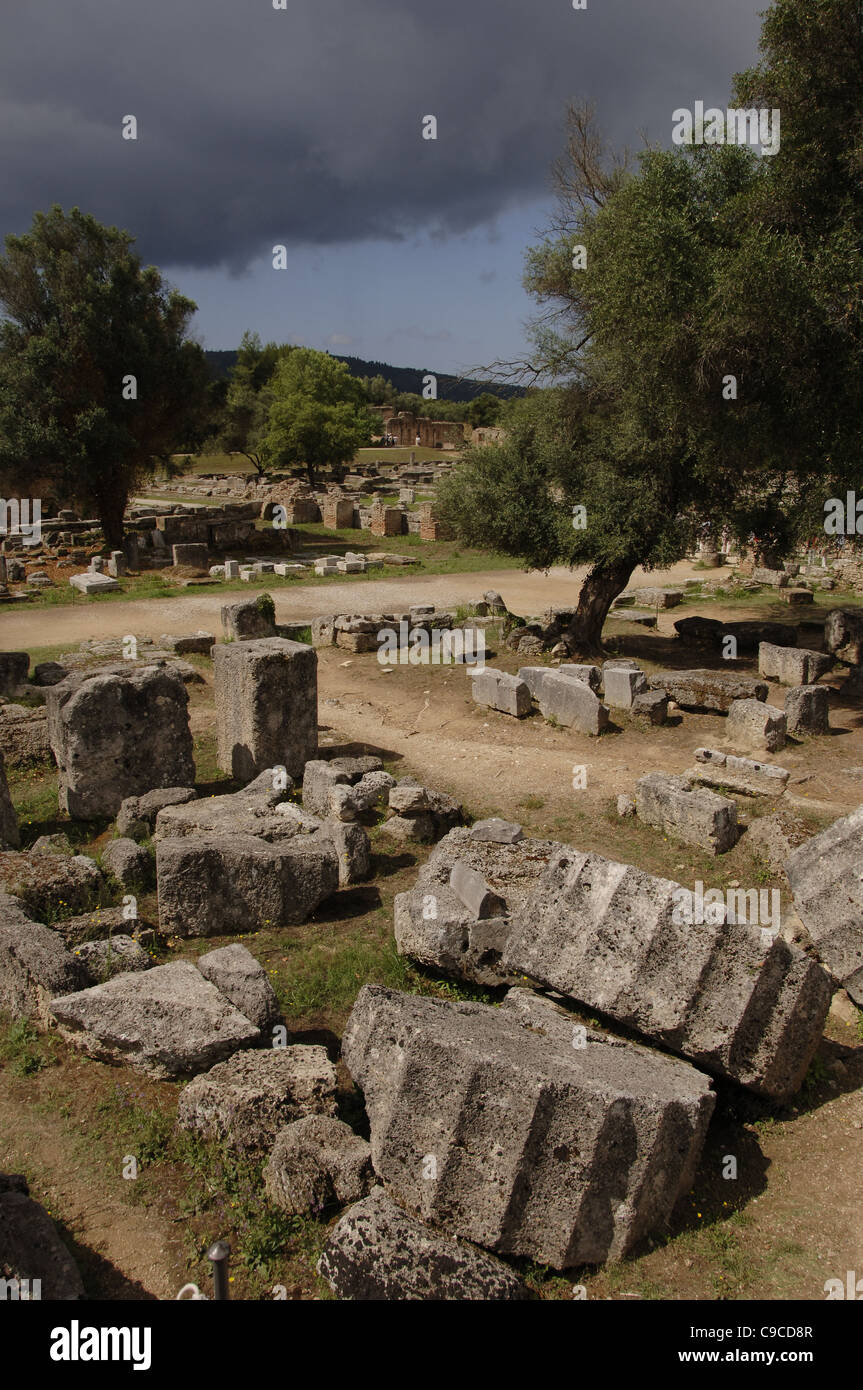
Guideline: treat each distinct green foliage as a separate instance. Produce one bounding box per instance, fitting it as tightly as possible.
[262,348,377,486]
[0,1017,52,1076]
[0,206,211,546]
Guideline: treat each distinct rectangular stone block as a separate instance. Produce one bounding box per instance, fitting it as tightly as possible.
[504,847,833,1101]
[471,668,531,718]
[342,984,715,1267]
[534,670,608,735]
[636,771,739,854]
[727,698,787,754]
[689,749,789,797]
[785,804,863,1004]
[557,663,601,693]
[758,642,832,686]
[0,653,29,698]
[648,669,768,712]
[157,832,339,936]
[214,637,317,781]
[45,664,195,819]
[603,665,648,708]
[785,684,830,737]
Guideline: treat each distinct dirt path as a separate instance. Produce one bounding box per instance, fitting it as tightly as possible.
[0,560,710,649]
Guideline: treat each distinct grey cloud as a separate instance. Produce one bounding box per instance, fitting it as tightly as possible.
[0,0,764,270]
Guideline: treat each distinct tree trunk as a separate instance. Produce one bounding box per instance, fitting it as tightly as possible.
[99,495,127,551]
[564,557,637,657]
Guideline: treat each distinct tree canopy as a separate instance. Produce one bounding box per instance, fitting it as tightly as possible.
[0,205,211,547]
[261,347,376,486]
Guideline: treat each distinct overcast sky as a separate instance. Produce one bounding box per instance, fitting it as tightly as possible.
[1,0,766,378]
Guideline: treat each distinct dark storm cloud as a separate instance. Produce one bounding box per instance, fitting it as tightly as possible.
[0,0,763,269]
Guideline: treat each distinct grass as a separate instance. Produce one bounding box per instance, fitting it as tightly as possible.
[0,1017,54,1076]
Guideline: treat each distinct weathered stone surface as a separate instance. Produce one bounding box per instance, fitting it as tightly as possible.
[470,668,531,718]
[51,961,260,1078]
[342,986,715,1267]
[388,784,429,815]
[157,631,215,655]
[317,1187,527,1300]
[504,848,832,1101]
[69,572,119,595]
[0,653,29,698]
[214,637,317,781]
[318,819,371,886]
[0,893,85,1023]
[635,772,739,854]
[782,587,814,606]
[394,828,563,987]
[785,805,863,1005]
[0,1187,85,1299]
[264,1115,374,1215]
[688,749,789,797]
[176,1046,337,1152]
[470,818,523,844]
[0,703,51,768]
[603,665,648,708]
[746,811,811,873]
[823,608,863,666]
[449,861,506,919]
[32,662,69,687]
[379,812,436,843]
[557,663,601,693]
[221,595,276,640]
[784,684,830,737]
[0,750,19,850]
[758,642,832,687]
[154,785,305,842]
[101,837,152,887]
[0,851,102,920]
[753,567,789,588]
[157,833,339,937]
[648,669,768,712]
[727,698,787,754]
[302,760,352,818]
[45,664,195,818]
[631,690,668,725]
[632,587,683,608]
[73,934,153,984]
[196,943,280,1032]
[674,617,791,651]
[522,668,609,734]
[116,786,197,839]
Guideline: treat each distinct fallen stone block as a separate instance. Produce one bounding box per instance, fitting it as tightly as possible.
[470,819,523,844]
[0,850,102,920]
[221,595,276,640]
[101,837,152,888]
[214,637,317,781]
[675,618,792,653]
[785,685,830,737]
[0,894,85,1023]
[116,786,197,840]
[504,848,832,1101]
[603,665,648,709]
[632,587,683,608]
[636,772,739,854]
[317,1187,528,1300]
[379,812,436,843]
[753,567,789,588]
[176,1046,337,1152]
[156,833,339,937]
[470,668,531,718]
[688,749,789,797]
[342,986,715,1267]
[196,943,280,1032]
[73,934,153,984]
[45,664,195,819]
[557,663,601,693]
[50,960,261,1077]
[823,608,863,666]
[782,587,814,606]
[388,784,429,815]
[727,698,787,754]
[318,820,371,886]
[0,653,29,698]
[785,805,863,1005]
[264,1115,374,1216]
[758,642,832,687]
[533,670,608,734]
[0,1185,85,1300]
[157,631,215,656]
[648,669,768,713]
[631,690,668,724]
[68,572,120,595]
[302,760,352,818]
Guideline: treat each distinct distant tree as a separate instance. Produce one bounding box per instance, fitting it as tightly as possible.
[262,348,376,486]
[0,205,210,547]
[205,330,295,474]
[466,392,503,428]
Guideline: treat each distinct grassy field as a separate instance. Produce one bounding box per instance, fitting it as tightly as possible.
[165,446,457,478]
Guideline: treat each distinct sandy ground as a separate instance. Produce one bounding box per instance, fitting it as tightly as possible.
[0,560,710,648]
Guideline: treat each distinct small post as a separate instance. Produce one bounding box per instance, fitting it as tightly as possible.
[207,1240,231,1300]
